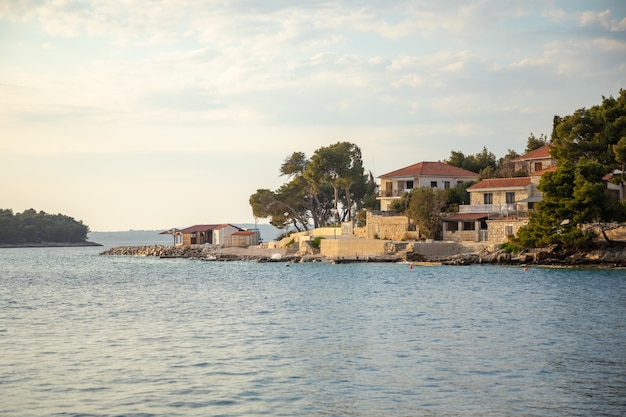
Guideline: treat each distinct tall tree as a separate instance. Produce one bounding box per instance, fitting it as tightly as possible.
[250,142,373,229]
[611,137,626,199]
[496,149,522,178]
[525,133,549,153]
[304,142,365,221]
[516,90,626,247]
[407,187,448,240]
[444,146,496,175]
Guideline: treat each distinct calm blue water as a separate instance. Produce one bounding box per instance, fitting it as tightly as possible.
[1,246,625,416]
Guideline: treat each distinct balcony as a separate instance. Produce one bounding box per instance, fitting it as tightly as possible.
[459,204,530,219]
[377,189,412,198]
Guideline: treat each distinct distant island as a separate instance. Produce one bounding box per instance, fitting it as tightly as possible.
[0,208,100,247]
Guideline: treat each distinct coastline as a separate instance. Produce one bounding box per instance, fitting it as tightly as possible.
[101,242,626,267]
[0,241,103,248]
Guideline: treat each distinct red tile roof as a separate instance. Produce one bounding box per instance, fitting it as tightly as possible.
[513,144,551,161]
[177,224,242,233]
[379,161,479,178]
[468,177,531,190]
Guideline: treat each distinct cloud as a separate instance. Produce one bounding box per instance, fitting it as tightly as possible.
[545,6,626,32]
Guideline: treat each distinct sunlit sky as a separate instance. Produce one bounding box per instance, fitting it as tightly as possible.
[1,1,625,231]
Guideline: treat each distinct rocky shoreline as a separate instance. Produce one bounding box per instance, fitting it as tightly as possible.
[420,243,626,267]
[101,242,626,267]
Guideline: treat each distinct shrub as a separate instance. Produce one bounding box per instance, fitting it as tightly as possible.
[499,241,523,253]
[311,236,324,249]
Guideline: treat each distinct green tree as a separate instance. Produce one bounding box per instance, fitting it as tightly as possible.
[305,142,365,221]
[0,209,89,244]
[525,133,549,153]
[444,181,475,212]
[496,149,522,178]
[516,90,626,247]
[444,146,496,175]
[610,136,626,198]
[407,187,448,240]
[250,142,374,230]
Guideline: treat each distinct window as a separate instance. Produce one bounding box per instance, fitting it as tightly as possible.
[505,225,514,236]
[406,180,414,189]
[430,181,437,188]
[463,222,475,231]
[446,222,459,231]
[484,193,493,204]
[444,181,450,189]
[534,162,543,172]
[506,192,515,204]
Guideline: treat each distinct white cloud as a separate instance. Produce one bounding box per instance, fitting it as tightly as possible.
[593,37,626,51]
[0,0,625,229]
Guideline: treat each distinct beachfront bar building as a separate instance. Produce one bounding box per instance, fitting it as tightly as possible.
[170,224,259,247]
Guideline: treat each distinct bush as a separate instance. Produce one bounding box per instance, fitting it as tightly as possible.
[285,238,295,248]
[499,241,523,253]
[311,236,324,249]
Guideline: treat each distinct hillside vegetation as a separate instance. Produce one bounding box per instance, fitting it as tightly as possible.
[0,209,90,244]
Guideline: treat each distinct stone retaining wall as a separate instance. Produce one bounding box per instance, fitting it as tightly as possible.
[320,238,388,258]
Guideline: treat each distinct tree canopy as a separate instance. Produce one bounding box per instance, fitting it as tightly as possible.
[249,142,377,232]
[444,146,497,178]
[0,209,90,244]
[516,89,626,247]
[406,187,448,240]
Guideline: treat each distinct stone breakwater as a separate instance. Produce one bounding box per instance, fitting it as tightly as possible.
[101,245,291,262]
[101,242,626,267]
[100,245,400,263]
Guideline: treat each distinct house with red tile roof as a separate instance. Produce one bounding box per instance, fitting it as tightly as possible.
[377,161,479,211]
[441,148,559,243]
[173,224,258,247]
[512,144,555,175]
[441,169,563,243]
[443,177,538,242]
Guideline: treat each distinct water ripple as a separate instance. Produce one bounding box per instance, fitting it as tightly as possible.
[1,250,625,416]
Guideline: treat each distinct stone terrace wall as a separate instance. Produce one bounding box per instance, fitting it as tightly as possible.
[320,238,389,258]
[366,211,410,240]
[486,219,529,243]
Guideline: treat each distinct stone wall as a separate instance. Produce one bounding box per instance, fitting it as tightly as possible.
[470,188,530,205]
[409,241,488,257]
[365,211,410,240]
[486,219,528,243]
[443,228,480,242]
[320,238,388,258]
[354,226,367,238]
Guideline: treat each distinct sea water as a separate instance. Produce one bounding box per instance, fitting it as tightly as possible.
[1,246,625,416]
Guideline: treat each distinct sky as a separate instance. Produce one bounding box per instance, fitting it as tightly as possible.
[1,1,625,231]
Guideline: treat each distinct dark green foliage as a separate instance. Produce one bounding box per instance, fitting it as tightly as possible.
[311,236,324,249]
[250,142,376,231]
[407,187,448,240]
[445,146,497,176]
[516,89,626,248]
[0,209,90,244]
[444,181,475,211]
[525,133,549,153]
[499,241,523,254]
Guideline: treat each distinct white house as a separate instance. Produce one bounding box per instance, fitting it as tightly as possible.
[377,161,479,211]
